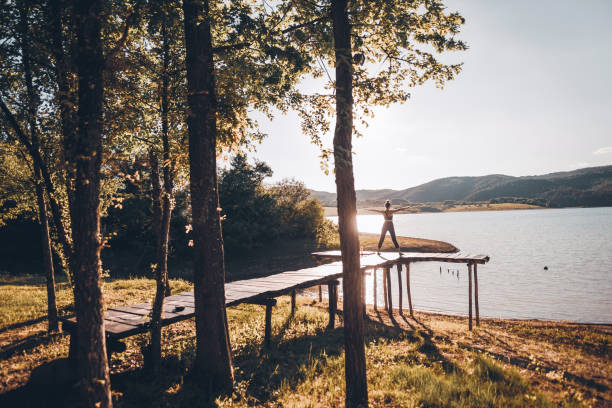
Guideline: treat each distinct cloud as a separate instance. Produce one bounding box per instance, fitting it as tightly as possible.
[593,146,612,155]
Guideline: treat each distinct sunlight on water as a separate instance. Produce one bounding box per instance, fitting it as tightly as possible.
[329,207,612,323]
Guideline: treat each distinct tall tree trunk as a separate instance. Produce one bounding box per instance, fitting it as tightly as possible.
[146,151,165,370]
[18,0,59,333]
[48,0,78,263]
[34,168,59,332]
[331,0,368,406]
[160,17,173,296]
[182,0,234,394]
[70,0,112,405]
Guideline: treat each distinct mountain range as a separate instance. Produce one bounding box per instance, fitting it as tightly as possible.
[311,165,612,208]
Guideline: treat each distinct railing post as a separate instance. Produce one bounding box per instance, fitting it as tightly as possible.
[397,264,403,314]
[385,267,393,316]
[468,263,473,330]
[474,263,480,326]
[406,262,413,317]
[373,268,377,310]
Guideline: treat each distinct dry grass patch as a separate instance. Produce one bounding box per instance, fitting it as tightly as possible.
[1,276,609,407]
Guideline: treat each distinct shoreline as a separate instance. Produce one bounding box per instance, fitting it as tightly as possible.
[300,287,612,326]
[324,203,551,217]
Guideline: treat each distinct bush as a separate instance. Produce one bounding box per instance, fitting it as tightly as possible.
[219,155,333,252]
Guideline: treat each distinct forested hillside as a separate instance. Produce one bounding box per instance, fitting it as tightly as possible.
[312,165,612,208]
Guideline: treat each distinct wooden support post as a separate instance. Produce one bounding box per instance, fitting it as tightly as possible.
[382,267,388,309]
[474,263,480,326]
[406,262,413,317]
[62,320,78,364]
[318,285,322,302]
[68,329,77,363]
[327,280,339,329]
[291,289,296,315]
[385,267,393,316]
[373,268,377,310]
[247,298,277,348]
[362,270,367,316]
[397,264,403,314]
[468,263,473,331]
[265,302,273,347]
[106,337,126,364]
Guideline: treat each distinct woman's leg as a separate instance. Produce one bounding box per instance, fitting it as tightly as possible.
[378,223,389,249]
[389,223,400,249]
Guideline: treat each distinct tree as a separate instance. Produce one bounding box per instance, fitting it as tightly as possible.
[68,0,112,405]
[0,0,60,332]
[142,0,182,370]
[278,0,466,405]
[330,1,367,405]
[181,0,315,393]
[182,0,234,392]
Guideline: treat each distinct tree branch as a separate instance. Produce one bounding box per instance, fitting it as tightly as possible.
[213,42,250,54]
[282,14,330,34]
[105,1,143,64]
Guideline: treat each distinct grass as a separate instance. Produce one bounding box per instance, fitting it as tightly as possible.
[355,233,457,253]
[322,232,457,254]
[1,275,609,407]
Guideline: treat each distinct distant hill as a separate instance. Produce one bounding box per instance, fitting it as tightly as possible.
[311,165,612,208]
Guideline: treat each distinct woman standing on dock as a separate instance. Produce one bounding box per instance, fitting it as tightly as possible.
[366,200,411,254]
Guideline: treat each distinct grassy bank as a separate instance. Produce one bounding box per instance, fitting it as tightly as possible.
[1,275,609,407]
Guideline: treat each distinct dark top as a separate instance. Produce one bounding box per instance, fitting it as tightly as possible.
[383,209,393,221]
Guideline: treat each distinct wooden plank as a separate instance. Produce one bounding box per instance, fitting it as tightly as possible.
[227,281,292,290]
[235,277,318,286]
[105,320,142,336]
[314,250,489,265]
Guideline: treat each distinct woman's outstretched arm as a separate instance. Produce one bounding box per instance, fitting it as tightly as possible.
[364,208,384,213]
[391,205,415,213]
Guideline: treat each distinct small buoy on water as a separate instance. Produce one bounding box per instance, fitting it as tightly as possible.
[543,266,548,270]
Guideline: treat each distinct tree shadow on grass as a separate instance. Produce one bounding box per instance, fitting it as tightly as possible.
[0,315,47,335]
[370,311,459,374]
[0,330,66,360]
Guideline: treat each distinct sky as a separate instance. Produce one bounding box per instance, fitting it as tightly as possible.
[247,0,612,193]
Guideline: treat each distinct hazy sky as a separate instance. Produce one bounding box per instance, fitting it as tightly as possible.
[248,0,612,192]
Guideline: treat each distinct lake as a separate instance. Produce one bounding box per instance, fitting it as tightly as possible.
[330,207,612,323]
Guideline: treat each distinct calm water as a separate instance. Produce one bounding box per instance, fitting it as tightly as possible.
[331,207,612,323]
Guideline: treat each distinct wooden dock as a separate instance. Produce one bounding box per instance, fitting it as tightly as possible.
[62,261,347,356]
[313,250,490,330]
[62,250,489,360]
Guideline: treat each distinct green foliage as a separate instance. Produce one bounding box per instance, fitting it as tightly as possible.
[0,141,36,226]
[219,154,334,252]
[276,0,467,160]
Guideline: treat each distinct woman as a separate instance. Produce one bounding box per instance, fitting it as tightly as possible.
[366,200,411,254]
